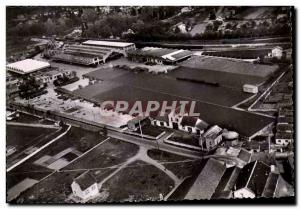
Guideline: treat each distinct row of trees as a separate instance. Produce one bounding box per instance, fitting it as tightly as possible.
[7,6,292,41]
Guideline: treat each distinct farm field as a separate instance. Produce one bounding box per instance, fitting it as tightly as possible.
[165,66,265,89]
[72,77,273,138]
[76,70,251,107]
[180,56,279,77]
[202,48,272,59]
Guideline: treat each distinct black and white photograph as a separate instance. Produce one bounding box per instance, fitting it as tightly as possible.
[5,4,295,204]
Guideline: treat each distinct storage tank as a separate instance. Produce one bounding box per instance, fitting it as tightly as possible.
[222,131,239,146]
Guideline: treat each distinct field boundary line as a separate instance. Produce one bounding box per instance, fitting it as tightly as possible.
[7,125,71,172]
[59,137,111,171]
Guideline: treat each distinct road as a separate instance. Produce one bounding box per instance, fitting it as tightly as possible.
[6,121,60,129]
[108,130,204,159]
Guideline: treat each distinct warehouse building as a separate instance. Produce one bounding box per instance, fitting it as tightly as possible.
[6,59,51,75]
[128,47,193,65]
[51,40,135,66]
[82,40,136,56]
[51,44,116,66]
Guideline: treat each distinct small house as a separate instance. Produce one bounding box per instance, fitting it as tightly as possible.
[201,125,223,151]
[127,116,150,131]
[234,161,270,198]
[271,46,283,59]
[71,170,99,201]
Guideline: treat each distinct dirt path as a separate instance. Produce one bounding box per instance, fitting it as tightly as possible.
[97,146,181,188]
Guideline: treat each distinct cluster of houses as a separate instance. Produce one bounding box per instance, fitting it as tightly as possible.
[127,105,240,152]
[70,154,291,202]
[185,157,292,200]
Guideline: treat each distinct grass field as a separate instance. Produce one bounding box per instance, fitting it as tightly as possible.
[180,56,278,78]
[62,138,139,172]
[6,125,54,148]
[147,149,201,179]
[101,160,174,202]
[165,66,265,89]
[72,79,273,137]
[7,126,107,193]
[75,71,251,107]
[202,48,271,59]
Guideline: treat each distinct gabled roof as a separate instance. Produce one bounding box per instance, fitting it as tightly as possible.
[262,173,279,198]
[74,170,97,191]
[83,40,135,48]
[213,166,241,194]
[195,119,209,131]
[181,116,198,127]
[185,158,226,200]
[235,161,271,196]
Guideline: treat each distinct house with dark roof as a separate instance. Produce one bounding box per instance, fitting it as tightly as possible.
[275,132,293,146]
[180,116,209,135]
[151,105,209,136]
[234,161,271,198]
[71,170,99,201]
[211,166,241,199]
[127,116,151,131]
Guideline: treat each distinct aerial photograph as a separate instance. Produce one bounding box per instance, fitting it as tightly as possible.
[6,6,294,204]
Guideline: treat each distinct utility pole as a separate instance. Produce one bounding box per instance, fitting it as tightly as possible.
[139,119,143,139]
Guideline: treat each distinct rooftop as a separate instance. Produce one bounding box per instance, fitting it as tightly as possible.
[235,161,271,196]
[83,40,135,48]
[185,158,226,200]
[129,47,192,62]
[6,59,50,74]
[74,170,97,191]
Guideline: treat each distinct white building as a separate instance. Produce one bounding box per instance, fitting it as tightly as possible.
[151,106,209,135]
[35,69,71,83]
[243,84,259,94]
[201,125,223,150]
[271,46,283,59]
[71,171,99,202]
[6,59,51,75]
[82,40,136,56]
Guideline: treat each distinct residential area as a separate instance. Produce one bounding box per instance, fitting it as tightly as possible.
[6,6,294,203]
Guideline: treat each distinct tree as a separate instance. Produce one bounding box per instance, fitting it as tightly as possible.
[174,26,181,33]
[82,8,98,24]
[45,18,55,36]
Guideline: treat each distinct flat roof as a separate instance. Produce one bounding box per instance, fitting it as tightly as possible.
[6,59,50,75]
[82,40,135,48]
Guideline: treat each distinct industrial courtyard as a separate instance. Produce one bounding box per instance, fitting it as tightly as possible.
[6,6,294,203]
